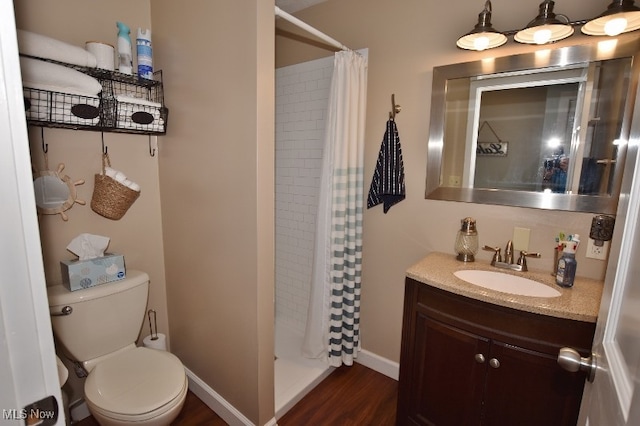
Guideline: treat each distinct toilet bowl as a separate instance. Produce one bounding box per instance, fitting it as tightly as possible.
[47,271,187,426]
[84,347,187,426]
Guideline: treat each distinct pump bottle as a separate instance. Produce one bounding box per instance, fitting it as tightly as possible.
[556,235,579,287]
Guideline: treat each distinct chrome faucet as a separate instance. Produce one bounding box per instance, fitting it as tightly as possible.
[483,242,541,272]
[504,240,514,265]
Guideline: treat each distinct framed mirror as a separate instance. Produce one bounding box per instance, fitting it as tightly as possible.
[426,34,640,214]
[33,162,85,221]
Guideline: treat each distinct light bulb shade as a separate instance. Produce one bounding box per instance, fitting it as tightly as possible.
[515,24,574,44]
[582,0,640,36]
[457,32,508,50]
[514,0,574,44]
[456,1,508,50]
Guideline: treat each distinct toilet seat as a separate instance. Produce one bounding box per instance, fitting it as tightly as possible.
[84,347,187,422]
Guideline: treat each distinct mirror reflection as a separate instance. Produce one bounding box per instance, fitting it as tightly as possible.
[444,58,630,196]
[426,35,640,214]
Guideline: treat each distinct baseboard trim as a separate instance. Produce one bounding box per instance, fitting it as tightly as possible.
[356,349,400,380]
[184,351,396,426]
[185,367,277,426]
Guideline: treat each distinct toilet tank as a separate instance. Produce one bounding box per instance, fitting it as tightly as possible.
[47,270,149,364]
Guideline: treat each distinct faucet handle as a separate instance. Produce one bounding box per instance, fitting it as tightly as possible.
[517,250,541,272]
[482,245,502,265]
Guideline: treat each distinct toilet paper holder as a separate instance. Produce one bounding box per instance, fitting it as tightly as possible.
[147,309,158,341]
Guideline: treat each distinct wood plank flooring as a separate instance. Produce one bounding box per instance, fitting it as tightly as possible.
[76,362,398,425]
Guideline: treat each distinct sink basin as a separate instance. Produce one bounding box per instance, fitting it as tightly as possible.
[454,270,561,298]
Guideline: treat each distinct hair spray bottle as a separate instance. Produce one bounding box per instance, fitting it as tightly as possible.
[136,28,153,79]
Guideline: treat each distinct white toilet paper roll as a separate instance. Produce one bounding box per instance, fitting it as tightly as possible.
[86,41,115,71]
[143,333,167,351]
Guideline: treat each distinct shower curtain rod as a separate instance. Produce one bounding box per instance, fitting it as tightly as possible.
[275,5,350,51]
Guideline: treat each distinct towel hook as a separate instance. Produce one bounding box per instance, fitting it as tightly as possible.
[149,135,156,157]
[389,93,401,120]
[101,132,108,155]
[41,127,48,153]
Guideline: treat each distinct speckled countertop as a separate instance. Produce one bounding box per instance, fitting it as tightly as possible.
[406,252,604,323]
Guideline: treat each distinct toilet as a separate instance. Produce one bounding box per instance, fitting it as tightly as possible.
[47,270,187,426]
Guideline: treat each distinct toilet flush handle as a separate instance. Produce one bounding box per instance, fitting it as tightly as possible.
[51,306,73,316]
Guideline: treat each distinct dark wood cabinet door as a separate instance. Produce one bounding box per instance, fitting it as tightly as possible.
[402,313,489,426]
[482,341,585,426]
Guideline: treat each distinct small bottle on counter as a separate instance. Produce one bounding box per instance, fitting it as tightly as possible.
[455,217,479,262]
[556,235,579,287]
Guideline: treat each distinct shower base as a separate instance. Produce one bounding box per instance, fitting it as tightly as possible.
[275,321,333,418]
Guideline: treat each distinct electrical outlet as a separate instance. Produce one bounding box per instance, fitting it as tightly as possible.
[448,175,461,186]
[586,238,609,260]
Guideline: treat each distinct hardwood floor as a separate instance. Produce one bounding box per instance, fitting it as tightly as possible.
[278,362,398,425]
[75,363,398,425]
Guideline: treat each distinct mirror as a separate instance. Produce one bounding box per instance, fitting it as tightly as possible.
[33,163,85,221]
[426,34,640,214]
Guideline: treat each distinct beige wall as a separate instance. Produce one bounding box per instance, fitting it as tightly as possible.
[15,0,275,424]
[13,1,169,348]
[276,0,610,364]
[151,0,274,424]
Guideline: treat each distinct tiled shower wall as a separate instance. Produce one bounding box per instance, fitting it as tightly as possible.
[275,55,334,335]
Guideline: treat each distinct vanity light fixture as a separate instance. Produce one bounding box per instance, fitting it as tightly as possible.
[456,1,508,51]
[457,0,640,51]
[514,0,574,45]
[582,0,640,36]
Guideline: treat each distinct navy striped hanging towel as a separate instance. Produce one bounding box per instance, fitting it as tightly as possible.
[367,119,405,213]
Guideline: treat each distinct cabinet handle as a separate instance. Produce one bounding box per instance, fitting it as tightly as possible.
[489,358,500,368]
[474,353,485,363]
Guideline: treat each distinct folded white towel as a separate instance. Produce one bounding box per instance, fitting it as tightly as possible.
[17,29,97,68]
[116,95,164,132]
[20,57,102,97]
[115,95,161,108]
[51,93,100,126]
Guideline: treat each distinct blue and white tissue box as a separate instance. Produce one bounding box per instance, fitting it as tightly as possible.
[60,253,126,291]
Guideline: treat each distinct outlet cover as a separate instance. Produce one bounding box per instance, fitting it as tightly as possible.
[512,227,530,251]
[586,238,609,260]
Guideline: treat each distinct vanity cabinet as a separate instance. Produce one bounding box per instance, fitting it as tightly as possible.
[397,277,596,426]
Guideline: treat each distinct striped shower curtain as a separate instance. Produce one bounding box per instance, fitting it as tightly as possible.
[302,50,368,367]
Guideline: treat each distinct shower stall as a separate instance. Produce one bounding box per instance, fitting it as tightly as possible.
[274,54,334,417]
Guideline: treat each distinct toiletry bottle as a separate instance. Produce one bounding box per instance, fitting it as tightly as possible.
[556,235,579,287]
[136,28,153,79]
[116,21,133,74]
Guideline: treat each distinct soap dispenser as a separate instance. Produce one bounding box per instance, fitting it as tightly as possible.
[455,217,479,262]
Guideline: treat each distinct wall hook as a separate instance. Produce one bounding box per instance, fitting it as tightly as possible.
[101,132,108,155]
[389,93,401,120]
[41,127,48,153]
[149,135,156,157]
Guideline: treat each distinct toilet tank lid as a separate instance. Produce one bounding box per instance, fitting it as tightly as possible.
[47,270,149,306]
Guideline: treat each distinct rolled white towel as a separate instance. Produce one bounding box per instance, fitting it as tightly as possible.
[23,88,49,121]
[20,57,102,97]
[17,29,97,68]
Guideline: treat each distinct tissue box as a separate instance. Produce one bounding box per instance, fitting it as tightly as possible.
[60,253,126,291]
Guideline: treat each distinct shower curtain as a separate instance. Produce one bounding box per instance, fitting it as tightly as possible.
[302,50,368,367]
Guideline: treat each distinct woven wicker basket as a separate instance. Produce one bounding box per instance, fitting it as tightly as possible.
[90,154,140,220]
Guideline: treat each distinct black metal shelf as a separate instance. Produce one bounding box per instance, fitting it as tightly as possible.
[22,55,168,135]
